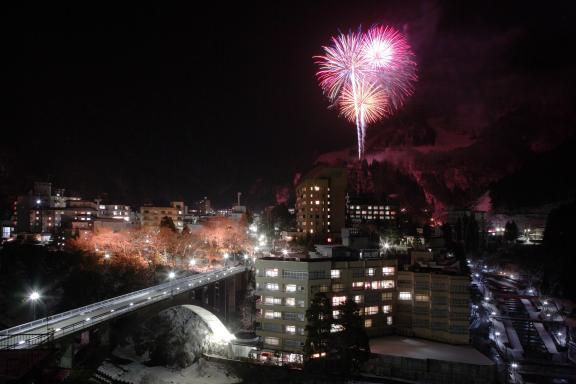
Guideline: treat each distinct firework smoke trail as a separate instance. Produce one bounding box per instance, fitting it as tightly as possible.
[315,25,417,159]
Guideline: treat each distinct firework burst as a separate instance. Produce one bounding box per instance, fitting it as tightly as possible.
[315,24,417,159]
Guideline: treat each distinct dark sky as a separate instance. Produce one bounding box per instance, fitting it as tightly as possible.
[1,1,575,209]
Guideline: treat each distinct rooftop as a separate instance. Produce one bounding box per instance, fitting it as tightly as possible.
[370,336,494,366]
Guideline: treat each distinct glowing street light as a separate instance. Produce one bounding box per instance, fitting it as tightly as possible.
[104,252,110,259]
[28,291,40,320]
[282,249,288,256]
[29,291,40,301]
[510,362,518,369]
[168,271,176,279]
[223,253,229,260]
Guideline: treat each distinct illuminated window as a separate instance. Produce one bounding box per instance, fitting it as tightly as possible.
[332,296,347,306]
[264,296,282,305]
[352,281,364,289]
[354,295,364,304]
[314,186,320,191]
[365,306,378,315]
[264,310,282,319]
[387,316,393,325]
[399,292,412,301]
[285,297,296,306]
[366,268,375,277]
[315,200,320,205]
[265,268,279,277]
[332,283,345,292]
[285,284,297,292]
[285,325,296,334]
[331,324,344,333]
[266,283,279,291]
[382,267,395,275]
[364,319,372,328]
[264,337,280,346]
[331,270,341,279]
[381,280,395,289]
[382,305,392,314]
[332,310,341,319]
[415,294,429,302]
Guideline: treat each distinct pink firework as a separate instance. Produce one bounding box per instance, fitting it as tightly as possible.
[362,25,417,112]
[315,31,370,104]
[315,24,417,159]
[339,81,388,125]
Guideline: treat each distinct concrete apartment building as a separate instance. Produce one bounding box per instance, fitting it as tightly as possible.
[295,166,347,240]
[140,201,185,231]
[255,256,397,360]
[255,254,471,360]
[395,268,470,344]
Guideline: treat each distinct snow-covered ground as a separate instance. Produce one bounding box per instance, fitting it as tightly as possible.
[96,343,241,384]
[94,305,241,384]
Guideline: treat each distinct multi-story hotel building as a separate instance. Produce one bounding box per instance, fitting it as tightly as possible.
[255,255,471,361]
[295,166,347,239]
[255,256,397,361]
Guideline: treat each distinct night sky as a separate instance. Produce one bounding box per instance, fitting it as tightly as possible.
[1,1,575,210]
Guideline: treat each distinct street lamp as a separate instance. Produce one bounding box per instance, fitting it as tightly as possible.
[282,249,288,256]
[168,271,176,297]
[223,253,229,266]
[29,291,41,320]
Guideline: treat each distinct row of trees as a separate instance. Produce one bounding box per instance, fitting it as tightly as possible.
[304,293,370,373]
[70,216,251,271]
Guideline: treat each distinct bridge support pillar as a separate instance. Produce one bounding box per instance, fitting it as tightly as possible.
[97,324,111,347]
[59,342,75,369]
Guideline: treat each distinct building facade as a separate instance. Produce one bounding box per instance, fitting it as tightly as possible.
[255,257,397,360]
[255,255,471,360]
[140,201,185,231]
[11,182,133,240]
[346,195,398,225]
[395,268,470,344]
[295,166,347,239]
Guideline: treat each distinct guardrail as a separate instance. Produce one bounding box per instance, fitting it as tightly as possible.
[0,265,247,349]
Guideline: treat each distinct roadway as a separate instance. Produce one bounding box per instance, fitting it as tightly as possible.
[0,265,246,350]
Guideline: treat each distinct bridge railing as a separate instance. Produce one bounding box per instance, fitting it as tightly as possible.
[0,266,246,337]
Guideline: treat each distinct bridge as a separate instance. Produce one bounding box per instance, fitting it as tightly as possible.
[0,265,247,350]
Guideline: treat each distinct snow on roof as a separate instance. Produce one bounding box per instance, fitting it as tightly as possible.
[370,336,494,366]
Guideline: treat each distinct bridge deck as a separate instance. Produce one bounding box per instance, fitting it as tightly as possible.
[0,266,246,350]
